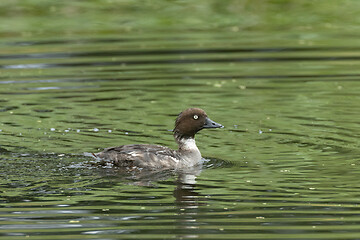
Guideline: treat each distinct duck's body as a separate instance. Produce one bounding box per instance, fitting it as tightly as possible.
[86,108,223,169]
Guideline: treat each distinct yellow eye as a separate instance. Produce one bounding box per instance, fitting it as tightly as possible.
[193,115,199,120]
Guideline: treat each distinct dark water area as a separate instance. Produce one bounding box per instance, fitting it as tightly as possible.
[1,1,360,239]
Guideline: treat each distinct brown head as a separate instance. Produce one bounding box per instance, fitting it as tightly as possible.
[174,108,223,139]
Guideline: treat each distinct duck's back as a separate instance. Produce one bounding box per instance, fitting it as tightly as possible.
[93,144,180,168]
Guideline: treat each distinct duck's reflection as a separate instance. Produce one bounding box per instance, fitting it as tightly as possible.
[93,161,206,238]
[172,164,205,239]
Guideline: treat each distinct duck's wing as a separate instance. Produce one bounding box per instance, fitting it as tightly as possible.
[90,144,180,168]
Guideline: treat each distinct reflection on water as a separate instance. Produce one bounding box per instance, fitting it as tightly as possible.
[3,151,360,239]
[0,153,209,239]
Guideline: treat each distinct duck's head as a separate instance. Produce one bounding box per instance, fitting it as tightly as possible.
[174,108,223,139]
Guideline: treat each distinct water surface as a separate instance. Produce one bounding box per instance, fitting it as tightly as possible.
[1,1,360,239]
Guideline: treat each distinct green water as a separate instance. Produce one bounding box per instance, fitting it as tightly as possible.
[1,1,360,239]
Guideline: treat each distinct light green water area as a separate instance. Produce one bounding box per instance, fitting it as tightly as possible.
[1,1,360,239]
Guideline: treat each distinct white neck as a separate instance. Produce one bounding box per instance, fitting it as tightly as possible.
[176,137,202,167]
[178,138,199,152]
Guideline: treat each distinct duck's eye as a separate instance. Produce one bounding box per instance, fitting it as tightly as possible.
[193,115,199,120]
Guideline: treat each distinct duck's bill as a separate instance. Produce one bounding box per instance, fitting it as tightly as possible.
[203,117,224,129]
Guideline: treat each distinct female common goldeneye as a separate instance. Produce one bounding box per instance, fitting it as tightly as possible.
[86,108,223,169]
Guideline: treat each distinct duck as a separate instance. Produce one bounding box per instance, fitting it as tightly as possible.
[85,108,223,169]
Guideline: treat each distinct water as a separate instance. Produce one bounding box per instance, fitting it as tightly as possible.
[1,1,360,239]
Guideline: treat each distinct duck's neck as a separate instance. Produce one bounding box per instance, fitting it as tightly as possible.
[173,132,202,166]
[174,132,200,153]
